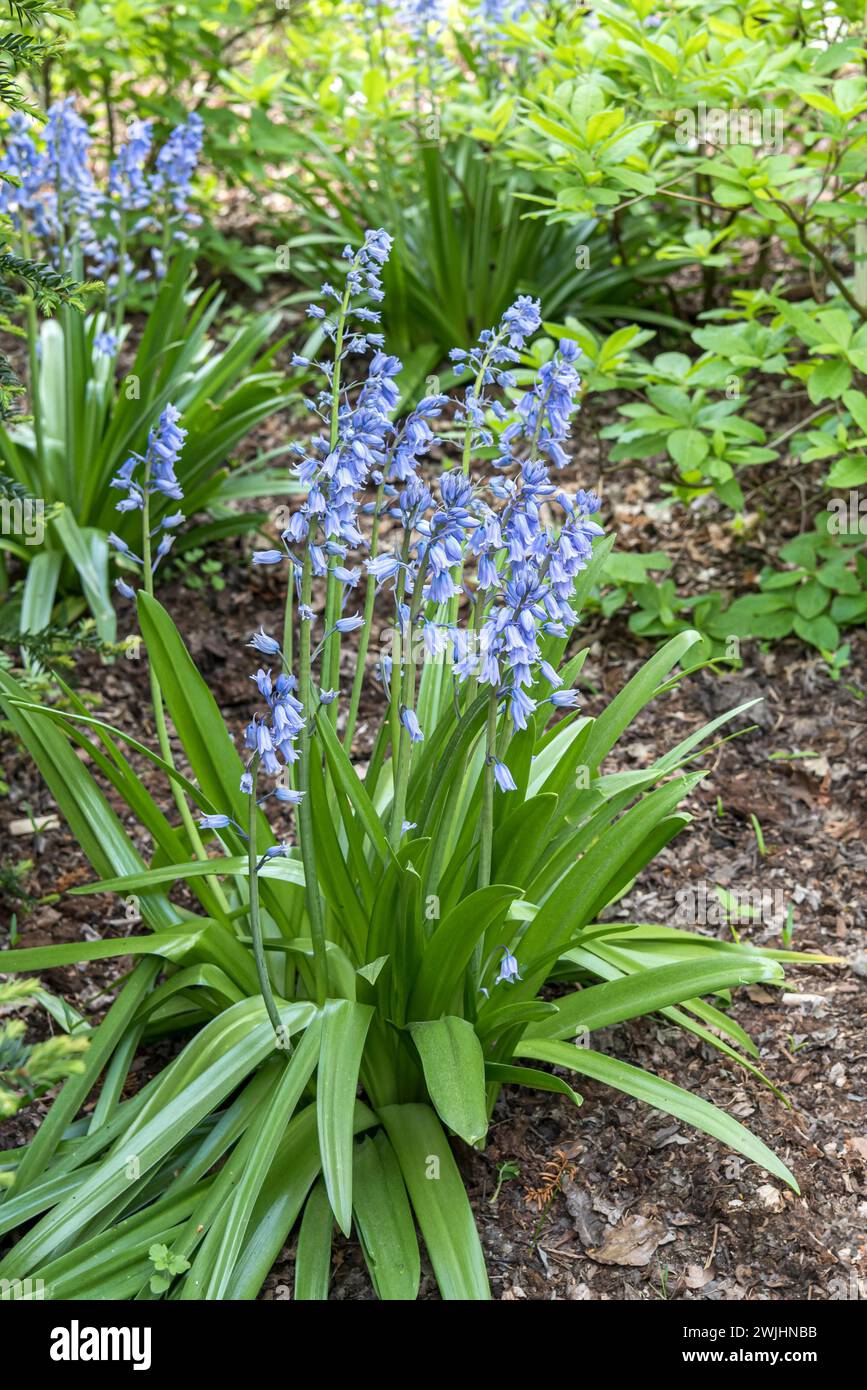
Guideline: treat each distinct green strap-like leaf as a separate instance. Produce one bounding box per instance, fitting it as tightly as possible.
[515,1041,799,1192]
[408,1017,488,1146]
[6,959,161,1197]
[20,550,63,634]
[491,794,558,886]
[352,1133,420,1301]
[316,708,392,865]
[317,999,374,1236]
[225,1101,377,1301]
[379,1103,490,1301]
[294,1178,334,1301]
[563,944,786,1099]
[485,1062,583,1108]
[307,746,369,956]
[0,671,177,932]
[0,925,213,975]
[70,856,305,896]
[51,511,114,639]
[195,1022,322,1300]
[408,884,521,1020]
[582,630,703,772]
[136,593,267,835]
[653,697,763,773]
[509,773,704,1002]
[2,1000,315,1277]
[523,956,783,1041]
[476,1000,559,1041]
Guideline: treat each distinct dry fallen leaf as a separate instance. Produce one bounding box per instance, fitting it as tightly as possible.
[746,986,776,1004]
[803,755,830,779]
[684,1264,715,1289]
[588,1213,675,1267]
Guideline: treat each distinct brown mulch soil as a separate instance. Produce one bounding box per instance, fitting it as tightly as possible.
[1,376,866,1302]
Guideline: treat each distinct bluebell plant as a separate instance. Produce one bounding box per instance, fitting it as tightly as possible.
[0,100,204,317]
[0,100,293,641]
[107,400,228,886]
[110,401,188,600]
[0,228,828,1303]
[235,229,596,1007]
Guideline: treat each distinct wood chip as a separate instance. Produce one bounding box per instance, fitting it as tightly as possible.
[9,815,59,835]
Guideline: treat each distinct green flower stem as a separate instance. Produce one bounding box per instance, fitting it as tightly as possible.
[343,480,385,751]
[496,717,513,765]
[140,486,229,917]
[387,523,414,817]
[321,278,354,721]
[461,385,540,714]
[389,536,430,846]
[477,687,499,890]
[390,718,412,851]
[391,719,418,854]
[461,335,503,478]
[322,565,341,715]
[445,337,505,655]
[467,689,503,1008]
[387,572,407,845]
[281,566,294,689]
[161,201,171,268]
[463,585,489,709]
[297,547,329,1004]
[279,575,298,798]
[246,756,287,1045]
